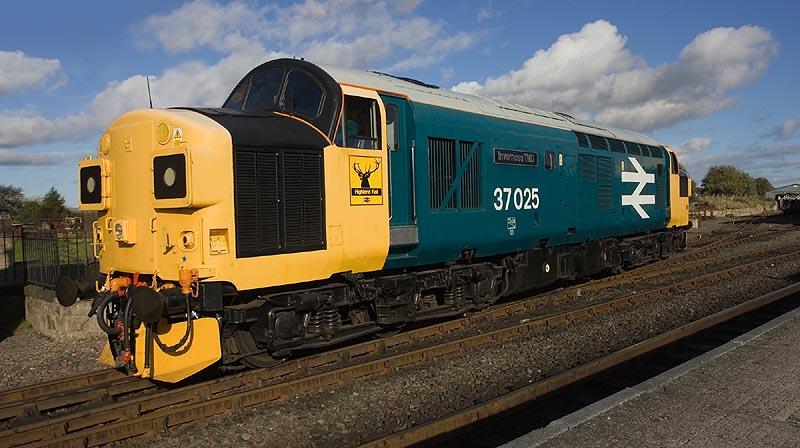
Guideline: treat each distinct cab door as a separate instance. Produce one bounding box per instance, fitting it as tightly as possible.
[381,95,414,227]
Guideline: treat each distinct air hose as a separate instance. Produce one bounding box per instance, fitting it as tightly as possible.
[94,294,122,336]
[154,293,194,353]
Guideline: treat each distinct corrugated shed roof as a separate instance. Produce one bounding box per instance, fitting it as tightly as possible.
[319,63,663,147]
[766,184,800,198]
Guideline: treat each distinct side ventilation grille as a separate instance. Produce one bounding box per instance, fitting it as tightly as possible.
[596,156,613,211]
[234,146,325,258]
[579,154,596,181]
[597,185,612,210]
[596,156,612,183]
[429,137,456,209]
[656,163,665,207]
[459,141,480,209]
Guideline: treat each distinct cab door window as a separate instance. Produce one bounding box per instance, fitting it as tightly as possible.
[335,95,381,149]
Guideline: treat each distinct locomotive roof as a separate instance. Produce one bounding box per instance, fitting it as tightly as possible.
[318,62,663,147]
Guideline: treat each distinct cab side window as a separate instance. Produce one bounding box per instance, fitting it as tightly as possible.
[336,95,381,149]
[669,151,679,174]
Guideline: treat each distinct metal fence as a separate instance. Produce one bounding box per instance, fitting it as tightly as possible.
[0,227,24,284]
[0,226,97,288]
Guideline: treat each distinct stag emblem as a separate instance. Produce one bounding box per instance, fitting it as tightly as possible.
[353,160,381,188]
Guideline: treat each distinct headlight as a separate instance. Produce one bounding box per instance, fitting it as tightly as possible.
[153,154,187,199]
[163,167,177,187]
[80,165,102,204]
[112,219,137,244]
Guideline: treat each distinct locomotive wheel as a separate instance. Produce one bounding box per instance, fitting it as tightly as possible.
[232,330,284,369]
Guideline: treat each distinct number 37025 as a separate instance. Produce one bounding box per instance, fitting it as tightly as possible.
[493,187,540,211]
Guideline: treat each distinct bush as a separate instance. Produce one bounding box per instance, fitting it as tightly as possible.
[700,165,773,196]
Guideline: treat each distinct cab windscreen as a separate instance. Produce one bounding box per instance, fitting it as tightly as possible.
[153,154,187,199]
[80,165,102,204]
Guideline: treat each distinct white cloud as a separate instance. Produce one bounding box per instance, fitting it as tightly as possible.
[139,0,477,73]
[477,3,500,21]
[0,50,65,96]
[764,116,800,140]
[451,80,482,94]
[676,137,713,154]
[0,48,279,149]
[0,149,81,166]
[453,21,778,131]
[2,0,481,150]
[0,110,93,148]
[138,0,263,53]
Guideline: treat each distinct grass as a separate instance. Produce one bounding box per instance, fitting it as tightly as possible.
[4,234,93,265]
[691,194,775,212]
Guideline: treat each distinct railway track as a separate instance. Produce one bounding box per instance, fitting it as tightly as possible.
[361,280,800,448]
[2,232,798,447]
[0,218,780,427]
[0,224,787,429]
[436,292,800,447]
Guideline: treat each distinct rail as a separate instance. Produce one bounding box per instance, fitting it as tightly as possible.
[2,241,798,447]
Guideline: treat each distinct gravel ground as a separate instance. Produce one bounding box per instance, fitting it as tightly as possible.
[118,224,800,448]
[0,285,106,391]
[0,217,793,444]
[0,329,106,391]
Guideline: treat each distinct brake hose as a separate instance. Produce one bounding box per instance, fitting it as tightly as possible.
[95,294,122,336]
[154,293,194,353]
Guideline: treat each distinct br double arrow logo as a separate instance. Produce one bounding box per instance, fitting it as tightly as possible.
[621,157,655,219]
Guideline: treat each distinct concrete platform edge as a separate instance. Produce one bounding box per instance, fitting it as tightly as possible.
[501,303,800,448]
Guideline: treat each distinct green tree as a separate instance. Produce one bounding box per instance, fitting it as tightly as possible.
[0,185,24,217]
[700,165,756,196]
[39,187,67,220]
[753,177,774,196]
[17,200,43,224]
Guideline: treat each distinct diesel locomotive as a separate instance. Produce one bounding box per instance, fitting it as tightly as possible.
[57,58,692,382]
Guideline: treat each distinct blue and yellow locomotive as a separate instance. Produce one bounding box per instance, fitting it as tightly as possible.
[58,59,691,382]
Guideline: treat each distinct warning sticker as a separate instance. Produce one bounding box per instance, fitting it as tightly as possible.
[349,156,383,205]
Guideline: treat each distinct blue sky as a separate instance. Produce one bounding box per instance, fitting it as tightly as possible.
[1,0,798,206]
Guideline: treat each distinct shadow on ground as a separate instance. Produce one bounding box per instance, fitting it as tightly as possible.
[0,284,25,342]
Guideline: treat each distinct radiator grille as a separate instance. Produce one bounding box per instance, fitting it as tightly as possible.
[596,156,612,183]
[234,146,325,258]
[597,185,612,210]
[429,137,456,209]
[579,154,596,181]
[656,163,665,207]
[459,141,480,209]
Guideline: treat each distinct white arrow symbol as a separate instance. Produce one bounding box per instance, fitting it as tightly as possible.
[621,157,655,219]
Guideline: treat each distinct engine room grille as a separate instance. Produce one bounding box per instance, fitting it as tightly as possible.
[459,141,480,209]
[429,137,456,209]
[234,146,325,258]
[596,156,612,183]
[656,163,665,207]
[597,185,612,210]
[579,154,596,181]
